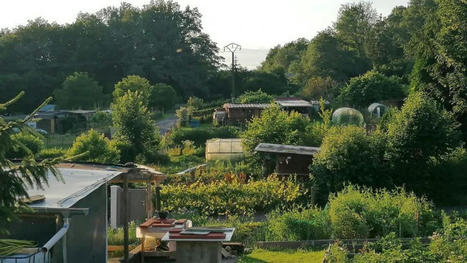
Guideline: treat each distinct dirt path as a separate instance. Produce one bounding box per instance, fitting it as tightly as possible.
[156,114,177,135]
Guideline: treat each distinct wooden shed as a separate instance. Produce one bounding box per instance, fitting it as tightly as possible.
[255,143,320,176]
[223,103,270,123]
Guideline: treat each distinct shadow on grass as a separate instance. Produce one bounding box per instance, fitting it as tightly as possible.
[238,256,268,263]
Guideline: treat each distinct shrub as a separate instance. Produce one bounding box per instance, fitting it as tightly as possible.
[266,207,331,241]
[107,221,138,245]
[160,175,302,216]
[386,92,462,193]
[429,217,467,262]
[241,103,310,152]
[310,126,388,205]
[338,70,405,107]
[236,89,274,104]
[112,90,160,161]
[67,129,119,163]
[328,185,439,239]
[37,147,66,159]
[7,132,44,158]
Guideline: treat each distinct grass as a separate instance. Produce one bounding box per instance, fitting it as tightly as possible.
[43,133,78,149]
[239,249,325,263]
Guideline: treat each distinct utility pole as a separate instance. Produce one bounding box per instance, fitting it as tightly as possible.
[224,43,241,102]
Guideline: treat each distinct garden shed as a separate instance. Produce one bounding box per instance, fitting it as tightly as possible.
[205,138,244,161]
[275,99,313,116]
[255,143,320,176]
[223,103,270,123]
[1,163,165,263]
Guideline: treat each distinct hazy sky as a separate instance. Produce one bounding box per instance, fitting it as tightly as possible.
[2,0,409,50]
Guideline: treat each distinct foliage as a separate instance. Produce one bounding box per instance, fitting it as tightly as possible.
[311,126,388,205]
[339,71,405,107]
[107,221,138,245]
[36,147,67,159]
[386,92,461,191]
[0,239,37,256]
[329,217,467,263]
[328,185,439,239]
[426,147,467,205]
[266,207,331,241]
[407,0,467,141]
[293,30,364,85]
[150,83,177,111]
[54,72,105,109]
[164,125,240,148]
[260,38,309,75]
[429,217,467,262]
[175,106,190,128]
[113,75,153,104]
[89,111,112,129]
[301,76,340,101]
[161,175,302,216]
[0,1,219,113]
[6,132,44,159]
[201,215,267,246]
[111,90,160,163]
[334,2,377,58]
[0,92,60,234]
[67,129,119,163]
[236,89,273,104]
[187,96,204,110]
[302,99,333,147]
[239,249,326,263]
[324,242,349,263]
[241,104,310,152]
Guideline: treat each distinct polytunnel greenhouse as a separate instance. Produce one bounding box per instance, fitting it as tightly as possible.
[368,103,387,118]
[331,107,365,127]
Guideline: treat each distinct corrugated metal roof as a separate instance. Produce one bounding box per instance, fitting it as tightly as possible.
[275,100,313,107]
[255,143,320,155]
[26,165,126,209]
[223,103,270,109]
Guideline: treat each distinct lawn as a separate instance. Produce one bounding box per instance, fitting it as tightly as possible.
[238,249,325,263]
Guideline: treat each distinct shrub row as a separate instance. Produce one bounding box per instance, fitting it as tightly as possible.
[160,175,302,216]
[325,217,467,263]
[264,185,441,241]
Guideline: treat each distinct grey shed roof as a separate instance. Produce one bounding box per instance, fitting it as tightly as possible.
[275,100,313,107]
[255,143,320,156]
[26,164,126,209]
[224,103,270,109]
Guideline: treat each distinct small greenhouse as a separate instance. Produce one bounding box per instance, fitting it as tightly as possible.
[332,107,365,127]
[368,103,387,118]
[205,138,244,161]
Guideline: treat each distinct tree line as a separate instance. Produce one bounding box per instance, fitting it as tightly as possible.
[0,1,219,112]
[260,0,466,140]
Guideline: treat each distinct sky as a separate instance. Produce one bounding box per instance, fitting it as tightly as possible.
[0,0,410,68]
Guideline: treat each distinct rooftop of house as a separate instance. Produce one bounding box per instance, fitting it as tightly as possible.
[255,143,320,156]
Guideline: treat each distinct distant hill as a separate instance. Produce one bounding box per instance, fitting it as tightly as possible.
[219,48,269,70]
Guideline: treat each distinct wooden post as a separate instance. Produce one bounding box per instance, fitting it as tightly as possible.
[155,186,161,212]
[146,180,154,219]
[123,173,129,263]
